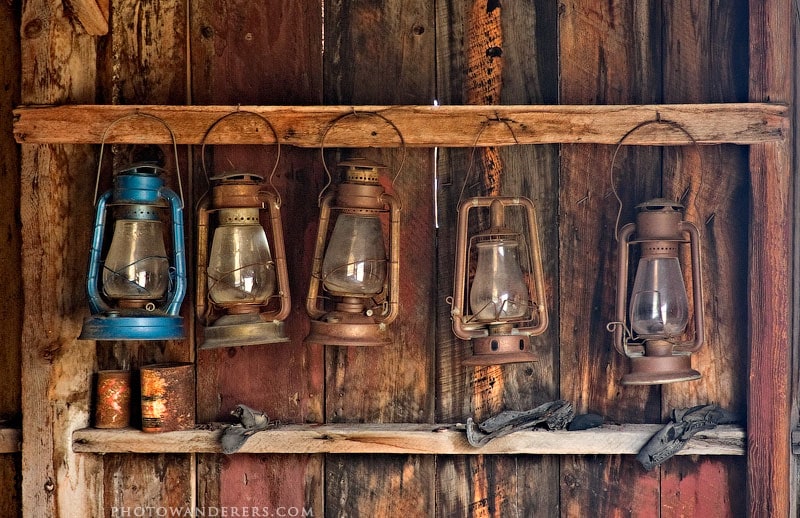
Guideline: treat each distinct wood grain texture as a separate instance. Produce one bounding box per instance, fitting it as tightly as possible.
[68,0,108,35]
[0,430,21,454]
[93,0,194,515]
[323,0,436,516]
[749,2,794,516]
[434,1,561,516]
[794,1,800,512]
[660,2,750,515]
[13,103,788,146]
[72,423,746,455]
[103,454,193,516]
[19,0,103,515]
[558,0,663,514]
[0,4,22,514]
[660,456,746,517]
[219,454,323,517]
[189,0,325,513]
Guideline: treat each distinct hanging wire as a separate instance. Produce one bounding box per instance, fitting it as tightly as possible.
[199,108,283,206]
[95,111,184,207]
[456,114,520,210]
[317,109,407,206]
[608,116,703,240]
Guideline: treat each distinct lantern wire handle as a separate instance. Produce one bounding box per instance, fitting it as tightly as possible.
[317,109,407,206]
[94,111,184,208]
[609,116,702,241]
[200,109,283,207]
[456,115,519,209]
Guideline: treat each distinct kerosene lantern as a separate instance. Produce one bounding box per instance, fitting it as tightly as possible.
[80,162,186,340]
[196,173,290,349]
[611,198,704,384]
[450,196,548,365]
[305,158,400,346]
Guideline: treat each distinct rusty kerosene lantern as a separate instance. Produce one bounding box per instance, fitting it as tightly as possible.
[196,173,291,349]
[450,196,548,365]
[611,198,704,384]
[79,162,187,341]
[305,158,400,346]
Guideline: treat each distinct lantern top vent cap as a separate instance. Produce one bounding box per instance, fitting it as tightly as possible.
[210,172,264,184]
[636,198,684,213]
[117,161,167,177]
[339,158,387,185]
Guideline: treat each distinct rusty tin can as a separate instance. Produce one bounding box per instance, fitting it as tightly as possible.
[94,370,132,429]
[140,362,195,433]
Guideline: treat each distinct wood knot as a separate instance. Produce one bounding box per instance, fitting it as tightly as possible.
[24,18,44,39]
[486,46,503,58]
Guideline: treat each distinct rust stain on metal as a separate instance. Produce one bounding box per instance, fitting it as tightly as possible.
[140,362,195,433]
[94,370,131,429]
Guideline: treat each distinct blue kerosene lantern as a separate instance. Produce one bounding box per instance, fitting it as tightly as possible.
[79,163,186,340]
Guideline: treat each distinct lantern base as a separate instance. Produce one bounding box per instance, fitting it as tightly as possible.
[305,312,391,346]
[622,354,701,385]
[199,314,288,349]
[462,334,536,366]
[79,315,185,341]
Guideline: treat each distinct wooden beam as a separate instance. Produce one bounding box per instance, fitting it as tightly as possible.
[20,0,102,515]
[0,429,21,454]
[72,424,746,455]
[12,103,787,146]
[748,0,794,516]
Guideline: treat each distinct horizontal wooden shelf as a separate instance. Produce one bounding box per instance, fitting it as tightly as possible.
[72,423,745,456]
[0,428,21,453]
[13,103,786,147]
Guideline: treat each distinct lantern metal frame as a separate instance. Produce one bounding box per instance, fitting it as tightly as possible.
[611,198,705,385]
[80,163,186,341]
[80,113,186,341]
[196,173,291,349]
[194,110,291,349]
[450,196,548,365]
[305,158,401,346]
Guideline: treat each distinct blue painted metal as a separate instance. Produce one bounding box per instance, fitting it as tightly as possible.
[79,164,186,341]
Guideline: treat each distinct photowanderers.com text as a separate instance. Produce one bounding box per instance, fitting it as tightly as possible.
[110,506,315,517]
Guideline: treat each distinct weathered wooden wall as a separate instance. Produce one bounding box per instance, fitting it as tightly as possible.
[10,0,798,517]
[435,1,561,515]
[191,1,325,513]
[0,1,22,516]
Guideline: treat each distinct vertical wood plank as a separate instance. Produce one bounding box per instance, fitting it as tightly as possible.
[435,1,561,516]
[19,0,103,515]
[659,456,746,517]
[323,1,436,516]
[103,454,192,516]
[558,0,663,513]
[793,5,800,515]
[190,0,325,514]
[0,1,22,513]
[748,0,794,515]
[95,0,194,514]
[661,2,750,515]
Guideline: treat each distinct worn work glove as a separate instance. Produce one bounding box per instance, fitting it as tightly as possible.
[466,400,576,447]
[220,404,277,454]
[637,404,739,470]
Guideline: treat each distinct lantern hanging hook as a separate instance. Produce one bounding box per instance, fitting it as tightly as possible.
[95,111,184,208]
[608,117,703,241]
[317,109,407,206]
[456,114,519,210]
[200,109,283,207]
